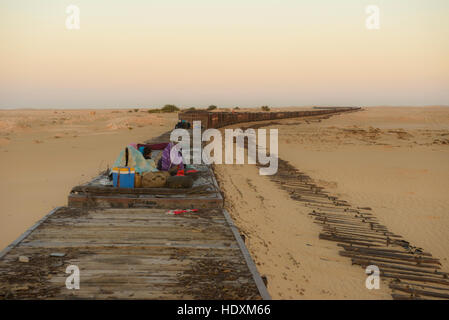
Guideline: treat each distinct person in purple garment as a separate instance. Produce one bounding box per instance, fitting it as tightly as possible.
[158,142,184,171]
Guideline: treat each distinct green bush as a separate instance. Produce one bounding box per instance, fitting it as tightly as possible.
[261,106,270,111]
[234,106,240,110]
[161,104,180,113]
[186,107,196,111]
[207,105,217,111]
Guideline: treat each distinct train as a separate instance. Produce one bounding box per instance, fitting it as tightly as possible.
[178,107,361,129]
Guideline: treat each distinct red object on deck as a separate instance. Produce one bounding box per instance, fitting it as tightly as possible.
[172,209,199,215]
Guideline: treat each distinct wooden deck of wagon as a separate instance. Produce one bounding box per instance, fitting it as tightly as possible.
[68,165,224,209]
[0,207,269,299]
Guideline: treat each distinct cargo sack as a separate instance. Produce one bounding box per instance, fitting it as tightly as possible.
[134,173,142,188]
[141,171,170,188]
[167,175,194,189]
[113,146,158,174]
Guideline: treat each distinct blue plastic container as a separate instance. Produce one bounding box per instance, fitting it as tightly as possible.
[112,167,135,188]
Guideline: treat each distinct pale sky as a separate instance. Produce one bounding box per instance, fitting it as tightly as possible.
[0,0,448,108]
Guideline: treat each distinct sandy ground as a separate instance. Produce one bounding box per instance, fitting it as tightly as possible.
[214,106,449,299]
[0,109,178,251]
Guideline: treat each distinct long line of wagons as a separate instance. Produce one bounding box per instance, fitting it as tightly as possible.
[178,107,360,129]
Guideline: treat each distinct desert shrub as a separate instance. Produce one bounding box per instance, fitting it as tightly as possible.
[234,106,240,110]
[161,104,180,113]
[134,108,139,112]
[148,109,161,113]
[261,106,270,111]
[186,107,196,111]
[207,105,217,111]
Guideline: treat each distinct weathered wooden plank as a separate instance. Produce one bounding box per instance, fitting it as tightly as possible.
[71,184,213,195]
[0,207,63,260]
[222,209,271,300]
[68,193,223,209]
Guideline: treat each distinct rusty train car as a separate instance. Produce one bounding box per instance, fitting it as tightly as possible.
[178,107,360,129]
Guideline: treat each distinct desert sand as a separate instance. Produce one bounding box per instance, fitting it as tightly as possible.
[0,109,178,251]
[214,106,449,299]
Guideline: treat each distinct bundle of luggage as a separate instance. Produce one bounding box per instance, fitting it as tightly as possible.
[111,142,197,189]
[175,120,191,129]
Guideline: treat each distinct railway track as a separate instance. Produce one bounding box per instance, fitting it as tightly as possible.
[260,157,449,300]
